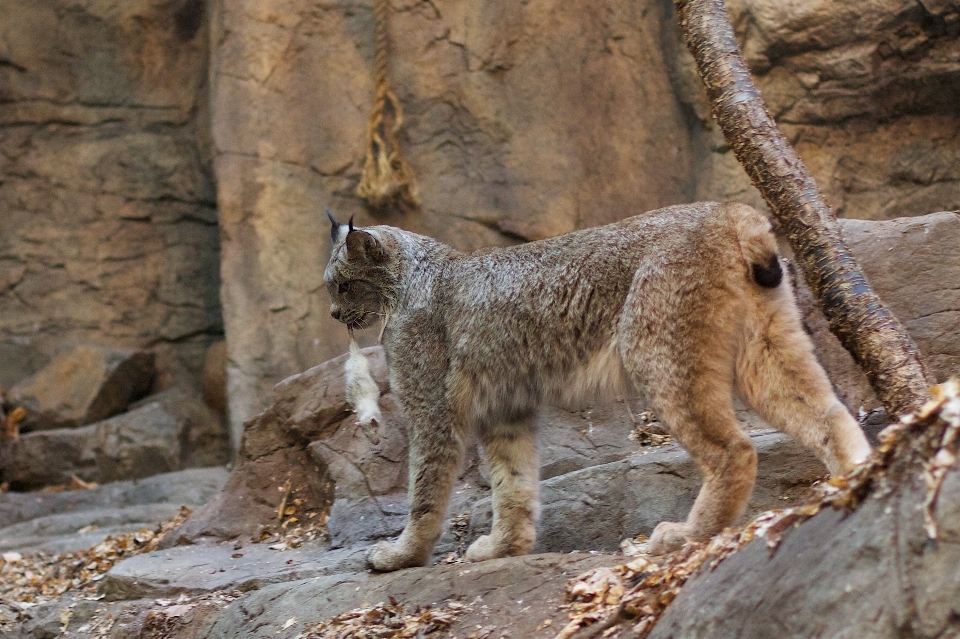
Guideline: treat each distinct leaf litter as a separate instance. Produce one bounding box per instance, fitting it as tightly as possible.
[557,377,960,639]
[297,597,469,639]
[0,506,193,631]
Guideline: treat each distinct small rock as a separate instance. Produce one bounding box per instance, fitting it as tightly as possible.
[0,468,228,554]
[9,345,156,432]
[2,390,228,490]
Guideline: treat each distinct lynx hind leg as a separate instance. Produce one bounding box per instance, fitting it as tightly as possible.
[644,371,758,555]
[466,416,540,562]
[368,409,465,572]
[736,286,871,475]
[619,261,759,555]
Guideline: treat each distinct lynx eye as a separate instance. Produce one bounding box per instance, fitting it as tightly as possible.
[338,281,352,295]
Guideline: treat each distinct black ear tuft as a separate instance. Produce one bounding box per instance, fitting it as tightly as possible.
[326,208,339,244]
[348,215,355,234]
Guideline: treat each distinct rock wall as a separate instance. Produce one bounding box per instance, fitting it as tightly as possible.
[0,0,221,393]
[670,0,960,217]
[211,0,960,437]
[1,0,957,441]
[210,0,697,439]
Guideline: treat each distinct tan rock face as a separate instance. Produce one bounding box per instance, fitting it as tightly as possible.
[799,211,960,412]
[1,0,956,446]
[666,0,960,219]
[212,0,697,433]
[0,0,220,392]
[9,345,156,431]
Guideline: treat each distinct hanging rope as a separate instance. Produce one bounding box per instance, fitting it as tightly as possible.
[355,0,419,209]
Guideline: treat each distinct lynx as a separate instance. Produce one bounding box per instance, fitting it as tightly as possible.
[324,202,871,571]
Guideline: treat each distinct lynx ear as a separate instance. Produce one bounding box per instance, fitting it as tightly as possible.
[345,229,387,263]
[327,208,348,245]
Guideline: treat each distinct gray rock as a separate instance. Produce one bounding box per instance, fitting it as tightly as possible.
[0,503,187,555]
[9,345,156,432]
[98,550,615,638]
[798,212,960,413]
[2,391,228,490]
[0,467,229,529]
[202,553,616,639]
[649,468,960,639]
[128,388,230,471]
[468,430,826,553]
[0,468,228,555]
[100,543,369,601]
[0,342,48,392]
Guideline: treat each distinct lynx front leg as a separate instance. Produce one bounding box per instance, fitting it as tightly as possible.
[368,409,464,572]
[466,417,540,562]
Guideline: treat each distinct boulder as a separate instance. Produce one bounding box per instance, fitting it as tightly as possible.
[0,467,228,556]
[1,389,228,490]
[799,212,960,413]
[0,0,220,398]
[649,408,960,639]
[0,467,229,529]
[159,348,391,547]
[8,345,156,432]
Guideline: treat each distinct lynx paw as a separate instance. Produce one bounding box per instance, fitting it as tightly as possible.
[465,534,497,562]
[367,540,426,572]
[648,521,691,555]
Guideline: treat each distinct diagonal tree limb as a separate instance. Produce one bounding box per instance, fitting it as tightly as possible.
[674,0,933,418]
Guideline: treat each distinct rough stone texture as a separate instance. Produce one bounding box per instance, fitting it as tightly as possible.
[650,468,960,639]
[17,552,617,639]
[0,467,229,528]
[99,544,368,601]
[798,212,960,412]
[1,504,189,556]
[101,552,616,639]
[0,0,221,395]
[210,0,697,435]
[663,0,960,220]
[2,389,229,490]
[159,348,392,547]
[9,344,156,431]
[205,554,615,639]
[0,467,228,555]
[471,431,826,554]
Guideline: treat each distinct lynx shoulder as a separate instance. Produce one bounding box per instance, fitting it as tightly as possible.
[324,202,871,571]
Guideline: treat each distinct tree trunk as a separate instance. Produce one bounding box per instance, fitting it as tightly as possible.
[673,0,933,418]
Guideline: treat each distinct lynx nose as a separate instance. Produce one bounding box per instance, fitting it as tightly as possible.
[330,306,342,321]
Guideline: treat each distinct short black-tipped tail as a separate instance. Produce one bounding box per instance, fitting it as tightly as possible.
[751,254,783,288]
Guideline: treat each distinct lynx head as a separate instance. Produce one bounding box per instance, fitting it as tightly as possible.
[323,210,399,329]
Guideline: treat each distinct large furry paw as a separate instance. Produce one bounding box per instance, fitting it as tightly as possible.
[464,534,497,562]
[367,540,427,572]
[648,521,691,555]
